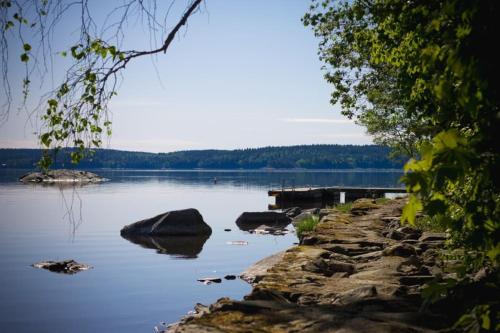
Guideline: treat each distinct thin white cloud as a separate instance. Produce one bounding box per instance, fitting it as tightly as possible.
[283,118,353,124]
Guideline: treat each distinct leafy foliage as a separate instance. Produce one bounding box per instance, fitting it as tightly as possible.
[305,0,499,262]
[305,0,499,329]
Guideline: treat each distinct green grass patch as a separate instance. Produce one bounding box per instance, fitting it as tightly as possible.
[375,197,391,205]
[412,215,447,232]
[295,215,320,238]
[334,202,352,213]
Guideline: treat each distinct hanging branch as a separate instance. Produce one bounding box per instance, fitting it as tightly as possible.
[0,0,204,168]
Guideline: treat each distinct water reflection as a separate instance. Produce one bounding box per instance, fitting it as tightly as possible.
[121,234,210,259]
[1,169,404,189]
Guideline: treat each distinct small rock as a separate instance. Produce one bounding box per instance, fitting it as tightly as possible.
[236,212,291,231]
[387,230,406,240]
[224,275,237,280]
[31,259,92,274]
[253,225,288,235]
[382,243,418,257]
[197,277,222,284]
[304,208,321,215]
[283,207,302,218]
[224,228,231,232]
[418,232,447,242]
[397,226,421,236]
[226,240,248,245]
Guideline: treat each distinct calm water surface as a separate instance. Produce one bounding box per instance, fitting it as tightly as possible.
[0,169,402,332]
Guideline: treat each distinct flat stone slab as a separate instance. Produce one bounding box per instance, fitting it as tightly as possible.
[240,251,286,284]
[19,169,106,183]
[31,259,92,274]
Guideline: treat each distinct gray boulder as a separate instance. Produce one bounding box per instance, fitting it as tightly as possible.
[236,212,291,231]
[120,208,212,236]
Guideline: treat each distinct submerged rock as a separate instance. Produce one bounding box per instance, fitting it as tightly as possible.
[252,225,289,235]
[19,169,106,183]
[31,259,92,274]
[197,277,222,285]
[120,208,212,236]
[121,234,209,258]
[236,212,291,231]
[226,240,249,245]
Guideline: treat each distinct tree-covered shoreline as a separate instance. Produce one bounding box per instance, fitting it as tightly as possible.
[0,145,404,170]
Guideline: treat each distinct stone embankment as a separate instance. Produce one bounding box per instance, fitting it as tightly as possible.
[167,198,451,333]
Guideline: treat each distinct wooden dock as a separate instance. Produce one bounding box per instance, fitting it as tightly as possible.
[268,186,406,209]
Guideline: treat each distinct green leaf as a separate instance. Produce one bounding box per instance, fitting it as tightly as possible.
[40,133,51,147]
[47,99,58,107]
[20,53,29,62]
[4,20,14,30]
[402,194,423,225]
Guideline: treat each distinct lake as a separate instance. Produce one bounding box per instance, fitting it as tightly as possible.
[0,169,403,332]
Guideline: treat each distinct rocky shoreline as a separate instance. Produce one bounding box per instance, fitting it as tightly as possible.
[165,198,453,332]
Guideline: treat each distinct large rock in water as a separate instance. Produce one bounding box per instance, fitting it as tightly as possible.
[120,208,212,236]
[236,212,291,231]
[19,169,106,183]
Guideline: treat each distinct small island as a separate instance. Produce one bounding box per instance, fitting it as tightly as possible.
[19,169,107,183]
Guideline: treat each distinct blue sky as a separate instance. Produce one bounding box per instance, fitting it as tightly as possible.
[0,0,371,153]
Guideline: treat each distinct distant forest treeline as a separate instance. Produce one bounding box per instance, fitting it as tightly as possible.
[0,145,405,170]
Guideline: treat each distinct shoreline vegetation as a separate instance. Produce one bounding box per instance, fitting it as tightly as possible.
[0,145,405,170]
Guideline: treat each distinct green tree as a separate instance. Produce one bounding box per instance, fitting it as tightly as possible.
[305,0,499,329]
